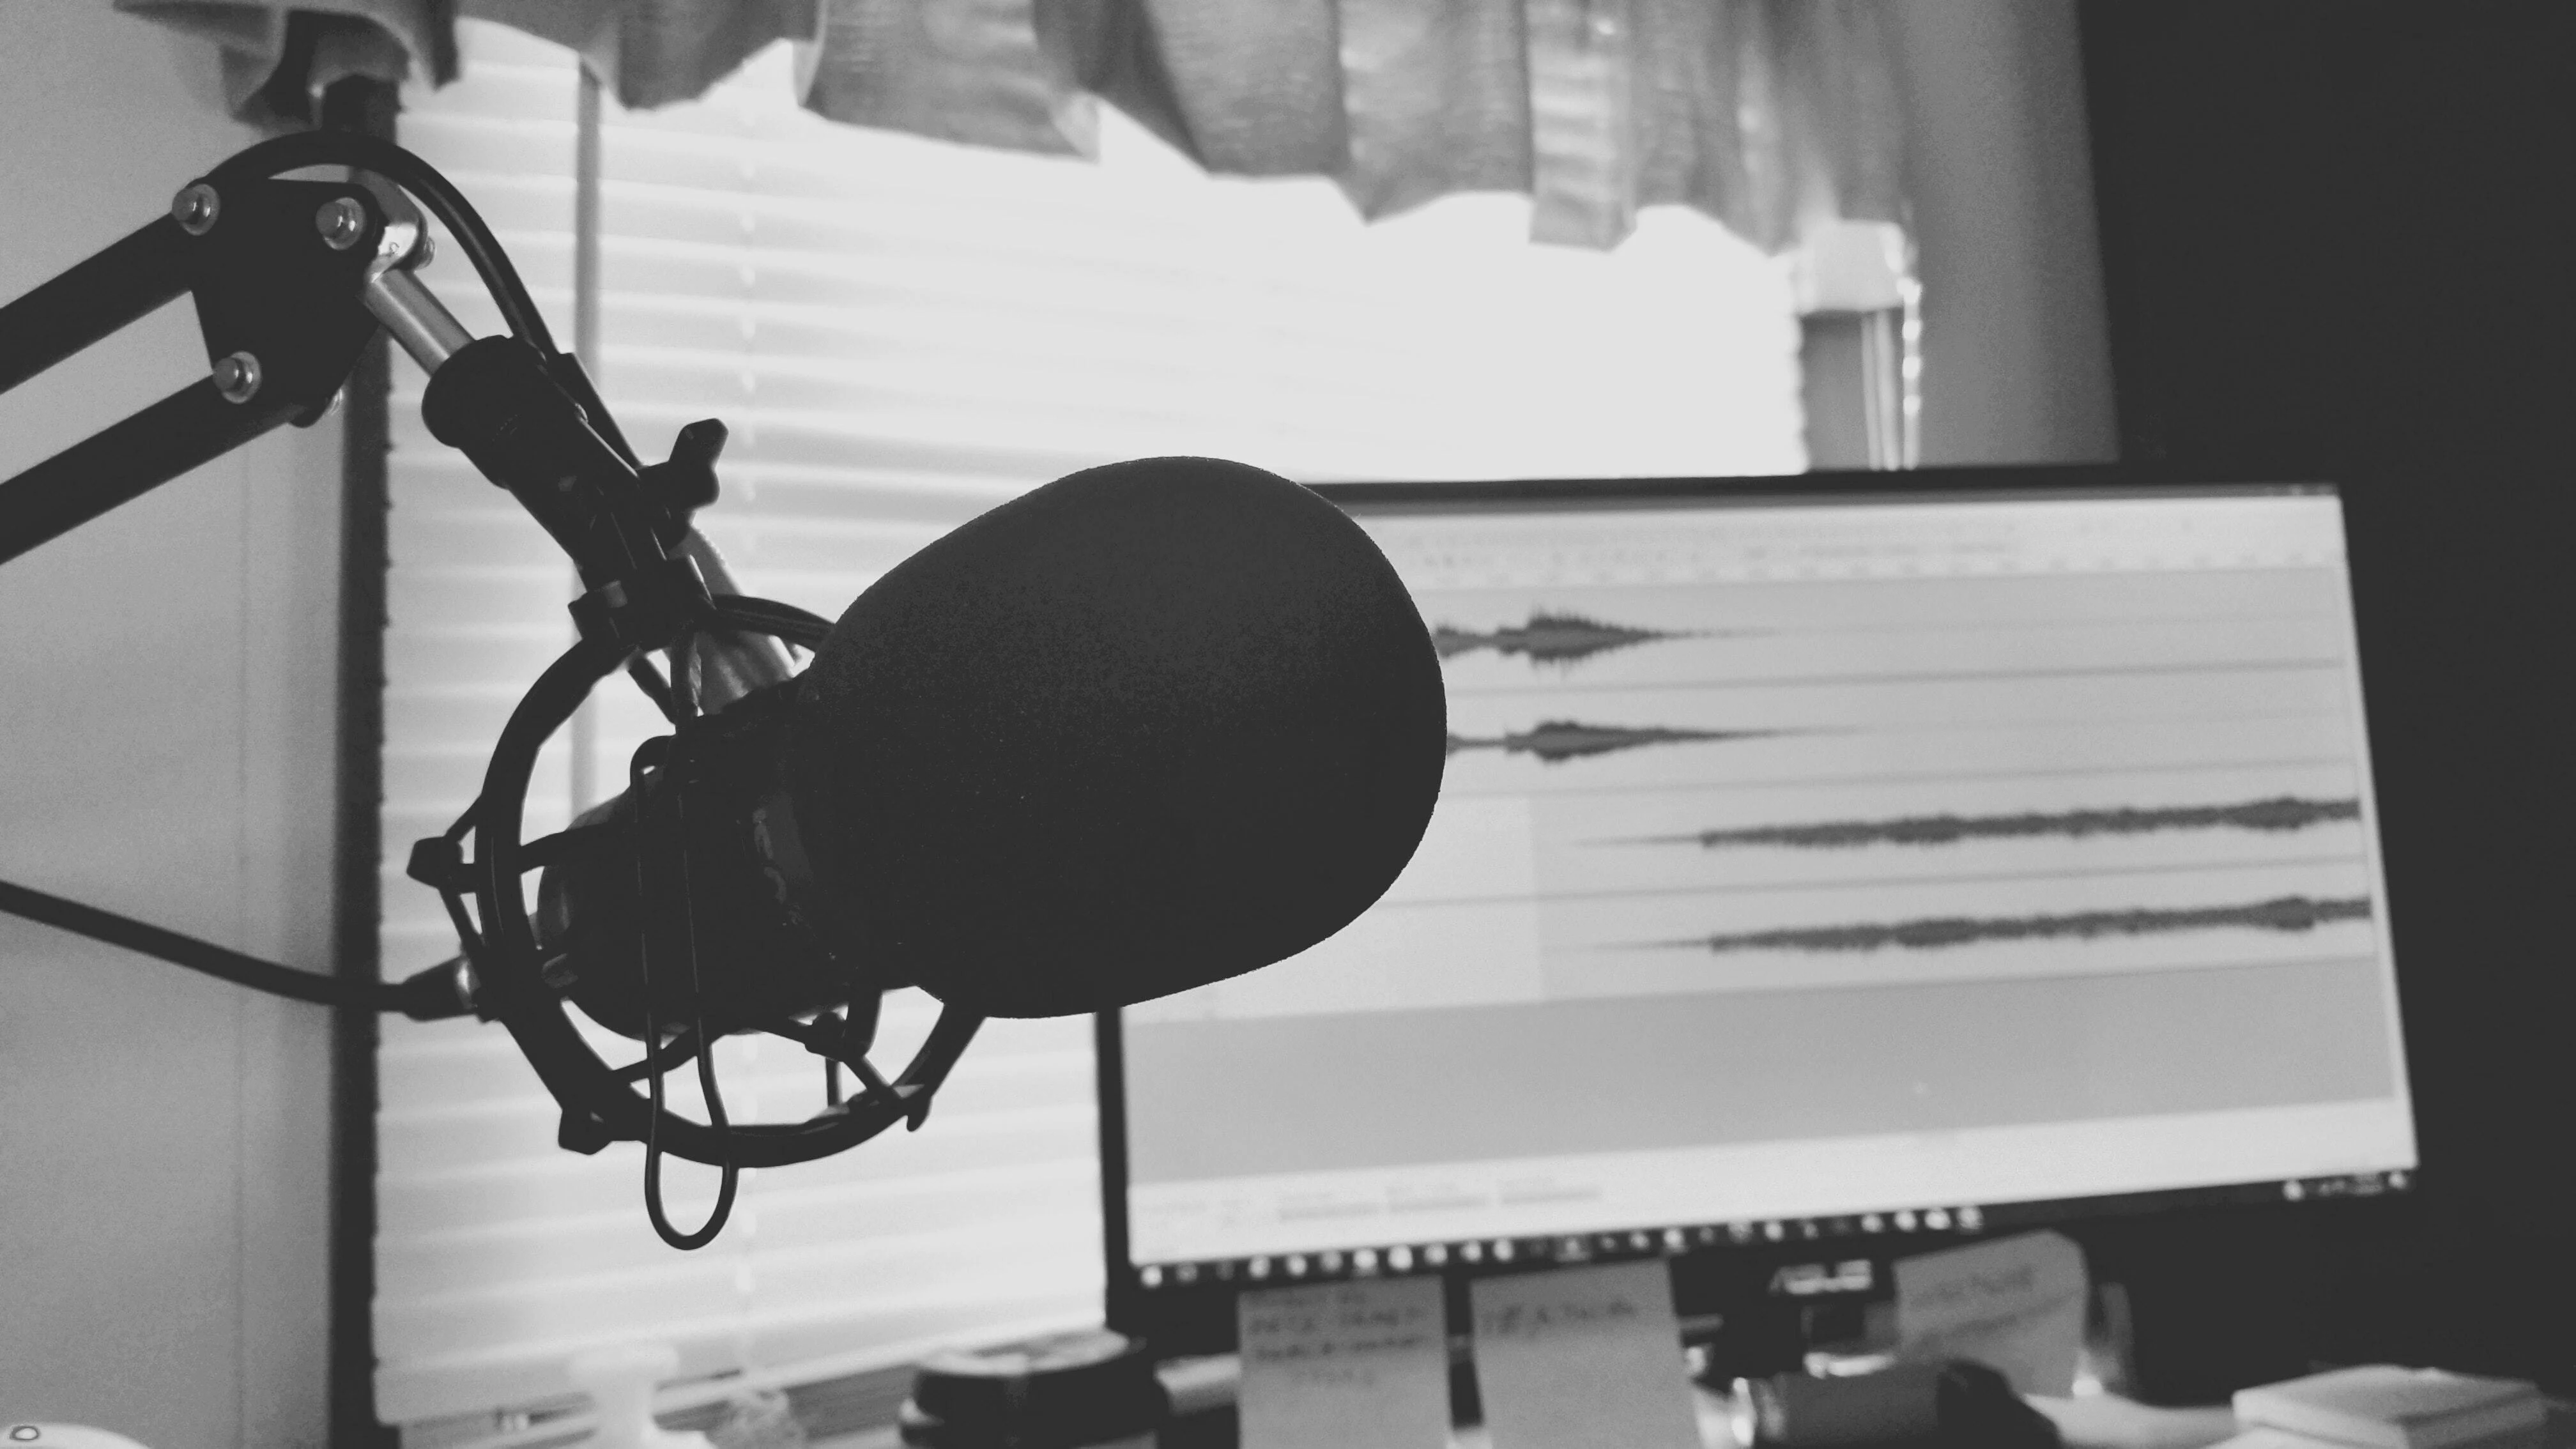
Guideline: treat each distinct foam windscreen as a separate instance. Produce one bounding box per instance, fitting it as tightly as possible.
[784,457,1446,1017]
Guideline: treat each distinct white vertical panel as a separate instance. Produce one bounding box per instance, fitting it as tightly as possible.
[379,22,1803,1431]
[0,10,346,1443]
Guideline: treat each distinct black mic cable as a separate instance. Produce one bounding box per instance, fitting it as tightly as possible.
[0,874,477,1019]
[627,732,742,1250]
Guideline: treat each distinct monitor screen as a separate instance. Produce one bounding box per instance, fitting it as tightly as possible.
[1100,471,2417,1329]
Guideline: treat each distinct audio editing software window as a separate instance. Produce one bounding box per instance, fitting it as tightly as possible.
[1117,484,2417,1277]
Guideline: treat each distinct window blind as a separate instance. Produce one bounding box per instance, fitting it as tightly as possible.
[379,20,1804,1436]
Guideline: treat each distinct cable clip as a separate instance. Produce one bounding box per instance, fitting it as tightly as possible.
[558,1105,620,1155]
[568,555,712,652]
[405,834,471,893]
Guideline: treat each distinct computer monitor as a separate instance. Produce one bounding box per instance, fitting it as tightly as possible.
[1098,467,2418,1352]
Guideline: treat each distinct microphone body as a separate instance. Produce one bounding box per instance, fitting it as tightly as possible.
[537,682,848,1041]
[536,457,1446,1031]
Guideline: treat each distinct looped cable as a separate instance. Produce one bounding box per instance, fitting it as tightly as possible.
[629,731,739,1250]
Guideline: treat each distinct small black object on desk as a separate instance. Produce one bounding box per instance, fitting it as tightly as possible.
[901,1329,1170,1448]
[1738,1361,2064,1449]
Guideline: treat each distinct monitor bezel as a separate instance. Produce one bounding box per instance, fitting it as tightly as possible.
[1096,461,2416,1353]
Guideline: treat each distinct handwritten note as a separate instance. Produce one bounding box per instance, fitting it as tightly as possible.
[1894,1229,2089,1395]
[1469,1261,1699,1449]
[1239,1276,1452,1449]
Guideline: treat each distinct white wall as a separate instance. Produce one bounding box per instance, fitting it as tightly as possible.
[0,6,342,1446]
[1887,0,2119,466]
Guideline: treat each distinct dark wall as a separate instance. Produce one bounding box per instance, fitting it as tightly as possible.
[2080,0,2576,1390]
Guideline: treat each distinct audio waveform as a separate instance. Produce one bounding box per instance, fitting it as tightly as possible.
[1644,894,2372,955]
[1447,719,1786,764]
[1431,611,1703,666]
[1637,795,2363,851]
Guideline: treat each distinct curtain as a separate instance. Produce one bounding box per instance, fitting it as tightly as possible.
[118,0,1904,250]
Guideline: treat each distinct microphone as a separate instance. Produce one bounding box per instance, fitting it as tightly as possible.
[0,132,1444,1245]
[532,455,1448,1033]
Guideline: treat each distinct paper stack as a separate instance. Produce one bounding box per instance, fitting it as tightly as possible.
[2224,1365,2546,1449]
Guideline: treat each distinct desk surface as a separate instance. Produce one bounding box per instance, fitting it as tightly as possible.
[813,1386,2573,1449]
[814,1388,2234,1449]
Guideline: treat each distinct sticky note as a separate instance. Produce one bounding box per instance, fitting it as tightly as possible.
[1894,1228,2089,1395]
[1469,1260,1699,1449]
[1238,1275,1452,1449]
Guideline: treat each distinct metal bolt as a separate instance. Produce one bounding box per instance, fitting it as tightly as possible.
[211,351,263,404]
[171,183,220,236]
[316,196,368,250]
